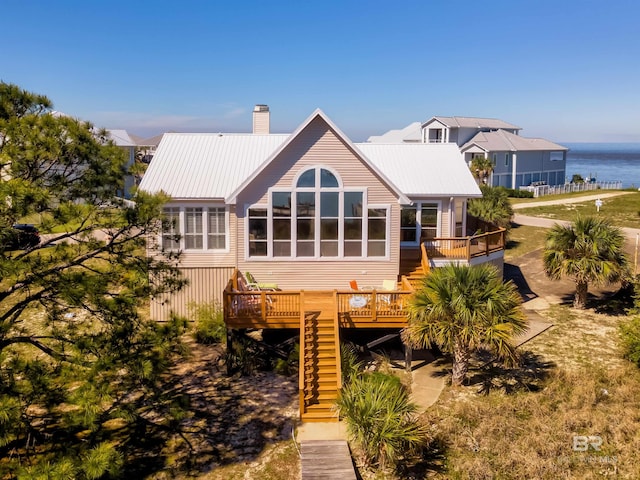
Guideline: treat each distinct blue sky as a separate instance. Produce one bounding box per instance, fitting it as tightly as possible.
[2,0,639,142]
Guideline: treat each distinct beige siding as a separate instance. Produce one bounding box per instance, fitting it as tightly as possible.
[165,202,238,268]
[235,115,402,290]
[150,266,235,321]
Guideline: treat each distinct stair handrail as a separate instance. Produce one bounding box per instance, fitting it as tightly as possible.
[420,242,431,275]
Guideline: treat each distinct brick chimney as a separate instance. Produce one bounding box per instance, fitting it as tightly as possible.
[253,104,270,134]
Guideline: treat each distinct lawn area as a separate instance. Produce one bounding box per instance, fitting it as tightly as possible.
[509,188,635,206]
[516,191,640,228]
[505,224,547,260]
[424,303,640,479]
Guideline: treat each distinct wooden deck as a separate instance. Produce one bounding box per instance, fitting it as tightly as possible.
[223,289,413,330]
[301,440,358,479]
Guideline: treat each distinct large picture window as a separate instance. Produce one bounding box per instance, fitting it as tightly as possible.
[247,167,388,259]
[161,206,227,251]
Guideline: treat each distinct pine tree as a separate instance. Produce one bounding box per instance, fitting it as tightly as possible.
[0,82,187,476]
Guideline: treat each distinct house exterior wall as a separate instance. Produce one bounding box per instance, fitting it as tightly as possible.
[490,150,566,189]
[234,116,403,291]
[150,266,236,320]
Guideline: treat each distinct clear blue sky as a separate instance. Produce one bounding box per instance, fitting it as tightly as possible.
[2,0,639,142]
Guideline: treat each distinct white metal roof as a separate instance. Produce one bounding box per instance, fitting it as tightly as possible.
[139,133,288,199]
[366,122,422,143]
[106,129,137,147]
[460,130,568,153]
[140,112,482,202]
[355,143,482,197]
[425,116,521,131]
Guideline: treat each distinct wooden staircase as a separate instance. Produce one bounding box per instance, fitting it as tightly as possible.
[300,292,341,423]
[400,245,430,290]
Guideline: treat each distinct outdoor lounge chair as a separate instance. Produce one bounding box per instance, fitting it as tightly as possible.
[245,271,279,290]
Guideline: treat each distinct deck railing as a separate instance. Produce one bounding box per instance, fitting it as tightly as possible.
[423,227,506,261]
[224,285,413,327]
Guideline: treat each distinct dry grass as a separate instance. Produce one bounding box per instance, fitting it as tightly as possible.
[422,304,640,479]
[505,224,548,260]
[516,191,640,228]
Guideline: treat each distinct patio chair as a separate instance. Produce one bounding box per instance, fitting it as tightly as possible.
[245,271,279,290]
[232,272,273,315]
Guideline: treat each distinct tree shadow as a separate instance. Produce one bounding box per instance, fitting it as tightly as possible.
[466,349,556,395]
[503,262,538,303]
[118,342,299,478]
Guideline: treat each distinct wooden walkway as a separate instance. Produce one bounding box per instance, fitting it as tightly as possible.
[300,440,357,479]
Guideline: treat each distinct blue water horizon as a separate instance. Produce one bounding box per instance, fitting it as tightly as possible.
[561,142,640,188]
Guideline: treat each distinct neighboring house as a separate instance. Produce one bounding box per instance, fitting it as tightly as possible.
[132,132,166,164]
[139,107,506,321]
[105,129,137,198]
[369,116,568,189]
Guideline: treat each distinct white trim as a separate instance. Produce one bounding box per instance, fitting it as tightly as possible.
[400,200,442,247]
[160,203,230,253]
[245,166,391,260]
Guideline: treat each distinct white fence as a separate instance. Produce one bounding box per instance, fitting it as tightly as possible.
[520,181,623,198]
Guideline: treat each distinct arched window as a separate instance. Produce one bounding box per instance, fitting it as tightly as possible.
[248,167,388,259]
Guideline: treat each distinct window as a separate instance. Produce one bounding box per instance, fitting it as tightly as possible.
[247,167,387,259]
[454,199,465,237]
[162,207,180,250]
[185,208,203,249]
[401,202,440,245]
[161,206,227,250]
[208,208,226,249]
[420,203,438,240]
[505,153,510,166]
[248,207,268,256]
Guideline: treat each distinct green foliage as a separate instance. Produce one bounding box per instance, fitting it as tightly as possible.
[273,342,299,376]
[0,82,187,475]
[404,263,526,386]
[467,185,514,230]
[340,342,363,383]
[620,316,640,366]
[571,173,585,183]
[190,301,226,344]
[543,216,629,308]
[469,156,494,185]
[336,371,429,473]
[503,187,534,198]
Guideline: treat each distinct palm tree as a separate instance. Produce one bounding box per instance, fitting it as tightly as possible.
[470,156,494,185]
[543,216,629,309]
[467,185,514,230]
[335,372,428,472]
[403,264,526,386]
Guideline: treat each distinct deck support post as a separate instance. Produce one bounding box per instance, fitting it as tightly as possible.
[225,328,234,376]
[404,342,412,373]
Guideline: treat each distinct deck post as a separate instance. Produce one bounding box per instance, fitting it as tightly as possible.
[225,328,234,376]
[404,341,412,373]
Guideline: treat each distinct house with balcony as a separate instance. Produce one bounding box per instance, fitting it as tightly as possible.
[139,106,506,421]
[369,115,568,190]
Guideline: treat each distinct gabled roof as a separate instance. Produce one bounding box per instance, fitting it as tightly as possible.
[139,134,288,199]
[366,122,422,143]
[356,143,482,197]
[140,110,481,203]
[424,116,521,131]
[225,109,410,205]
[460,129,568,153]
[106,129,137,147]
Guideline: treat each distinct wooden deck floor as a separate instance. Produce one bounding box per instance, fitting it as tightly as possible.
[301,440,357,480]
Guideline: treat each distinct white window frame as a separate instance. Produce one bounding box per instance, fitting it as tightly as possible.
[160,204,229,252]
[400,201,442,247]
[245,166,390,261]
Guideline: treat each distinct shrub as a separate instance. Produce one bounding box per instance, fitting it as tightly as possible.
[189,301,226,344]
[340,342,363,383]
[620,316,640,366]
[336,371,429,473]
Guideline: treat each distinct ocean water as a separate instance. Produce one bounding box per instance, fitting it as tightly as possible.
[563,143,640,188]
